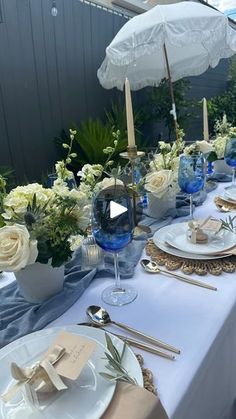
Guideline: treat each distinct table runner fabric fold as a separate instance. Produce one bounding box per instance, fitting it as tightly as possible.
[0,241,146,349]
[0,184,215,348]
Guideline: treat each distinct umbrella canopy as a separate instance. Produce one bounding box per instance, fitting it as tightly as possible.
[97,1,236,91]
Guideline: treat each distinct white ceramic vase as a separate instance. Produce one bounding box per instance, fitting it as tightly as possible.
[213,159,232,175]
[15,262,65,303]
[146,190,176,220]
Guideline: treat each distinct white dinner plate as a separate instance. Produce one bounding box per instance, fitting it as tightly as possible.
[153,224,233,260]
[224,188,236,201]
[165,223,236,255]
[0,326,143,419]
[218,195,236,204]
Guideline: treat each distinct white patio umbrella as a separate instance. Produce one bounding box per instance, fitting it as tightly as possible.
[97,1,236,139]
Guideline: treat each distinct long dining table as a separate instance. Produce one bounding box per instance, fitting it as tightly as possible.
[1,182,236,419]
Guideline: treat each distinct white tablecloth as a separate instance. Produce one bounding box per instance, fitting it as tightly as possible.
[2,183,236,419]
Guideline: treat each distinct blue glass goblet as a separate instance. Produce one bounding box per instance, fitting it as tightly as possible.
[178,154,205,219]
[92,184,137,306]
[224,137,236,190]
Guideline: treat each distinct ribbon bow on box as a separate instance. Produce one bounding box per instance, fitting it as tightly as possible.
[1,344,67,404]
[188,220,208,244]
[188,217,222,244]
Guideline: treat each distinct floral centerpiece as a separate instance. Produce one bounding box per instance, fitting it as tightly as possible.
[0,131,90,272]
[195,115,236,162]
[0,130,91,302]
[144,129,185,218]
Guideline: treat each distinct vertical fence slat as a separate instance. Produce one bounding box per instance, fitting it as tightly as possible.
[0,0,230,181]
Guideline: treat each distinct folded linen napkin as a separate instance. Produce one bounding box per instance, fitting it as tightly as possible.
[102,382,169,419]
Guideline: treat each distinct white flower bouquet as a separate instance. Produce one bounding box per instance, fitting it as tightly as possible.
[0,182,90,272]
[196,115,236,162]
[145,131,185,198]
[0,131,90,272]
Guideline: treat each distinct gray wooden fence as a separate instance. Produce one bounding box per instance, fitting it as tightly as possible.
[0,0,128,182]
[0,0,231,182]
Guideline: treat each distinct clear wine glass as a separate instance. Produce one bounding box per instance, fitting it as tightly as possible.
[92,184,137,306]
[224,137,236,191]
[178,154,205,219]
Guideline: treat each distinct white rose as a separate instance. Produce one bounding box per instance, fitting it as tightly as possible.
[145,170,173,198]
[98,177,124,190]
[0,224,38,272]
[196,140,213,154]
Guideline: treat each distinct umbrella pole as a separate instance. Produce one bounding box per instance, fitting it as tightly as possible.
[163,43,179,142]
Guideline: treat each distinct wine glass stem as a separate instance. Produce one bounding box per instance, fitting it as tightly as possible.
[190,194,193,219]
[232,168,236,185]
[113,253,123,291]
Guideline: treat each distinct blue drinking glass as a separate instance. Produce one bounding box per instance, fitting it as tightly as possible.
[224,137,236,190]
[92,184,137,306]
[178,154,205,219]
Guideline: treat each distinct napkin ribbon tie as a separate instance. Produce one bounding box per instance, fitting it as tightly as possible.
[1,344,67,403]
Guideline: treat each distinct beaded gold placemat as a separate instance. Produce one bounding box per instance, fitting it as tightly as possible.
[146,240,236,276]
[136,353,157,395]
[214,196,236,212]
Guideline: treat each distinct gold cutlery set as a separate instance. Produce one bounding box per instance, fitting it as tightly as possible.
[79,305,181,361]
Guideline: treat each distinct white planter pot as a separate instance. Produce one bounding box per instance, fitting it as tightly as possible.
[146,191,176,220]
[15,262,65,303]
[213,159,232,175]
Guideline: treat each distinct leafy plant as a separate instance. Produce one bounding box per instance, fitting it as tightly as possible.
[208,56,236,133]
[0,166,15,191]
[57,119,127,169]
[141,79,197,140]
[105,101,148,149]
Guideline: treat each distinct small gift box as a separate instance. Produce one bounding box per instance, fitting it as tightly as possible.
[1,331,96,411]
[187,217,222,244]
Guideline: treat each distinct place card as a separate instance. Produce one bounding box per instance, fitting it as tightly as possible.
[1,331,97,411]
[44,331,97,381]
[201,218,222,233]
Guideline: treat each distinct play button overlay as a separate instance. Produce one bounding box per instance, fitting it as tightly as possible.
[110,200,127,219]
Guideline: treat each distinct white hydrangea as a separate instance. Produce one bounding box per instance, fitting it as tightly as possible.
[3,184,54,220]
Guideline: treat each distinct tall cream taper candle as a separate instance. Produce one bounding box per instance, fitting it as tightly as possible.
[125,78,136,148]
[203,97,209,141]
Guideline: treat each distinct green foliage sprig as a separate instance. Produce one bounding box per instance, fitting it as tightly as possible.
[208,56,236,132]
[100,333,137,385]
[220,216,236,234]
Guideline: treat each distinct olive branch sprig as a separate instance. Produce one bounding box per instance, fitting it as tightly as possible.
[220,216,236,234]
[100,333,137,385]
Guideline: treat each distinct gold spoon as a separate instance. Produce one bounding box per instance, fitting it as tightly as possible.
[141,259,217,291]
[86,305,180,354]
